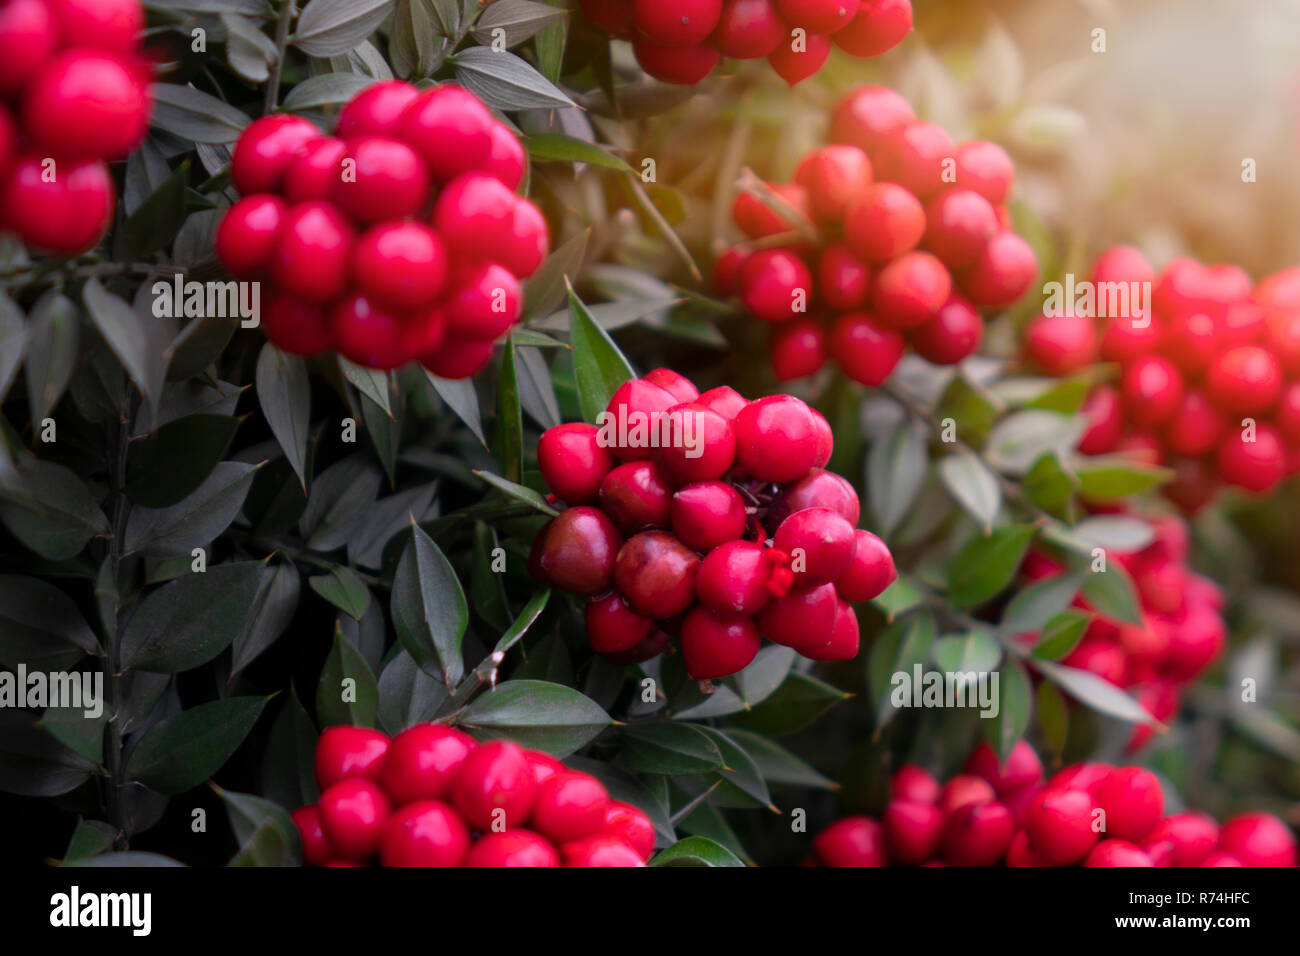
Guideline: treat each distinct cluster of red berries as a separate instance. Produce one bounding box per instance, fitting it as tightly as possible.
[579,0,912,88]
[1019,513,1225,753]
[811,741,1297,867]
[529,369,897,679]
[215,81,548,377]
[0,0,150,254]
[716,85,1037,386]
[292,725,655,867]
[1025,247,1300,508]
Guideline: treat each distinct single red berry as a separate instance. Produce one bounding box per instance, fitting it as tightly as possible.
[231,114,320,195]
[883,800,943,864]
[215,194,286,279]
[1200,851,1244,867]
[963,740,1043,794]
[598,460,673,535]
[1216,421,1285,493]
[442,261,522,341]
[315,726,390,791]
[924,188,998,269]
[644,368,700,404]
[1025,312,1099,375]
[484,121,526,190]
[1162,604,1225,680]
[681,607,761,678]
[380,799,470,867]
[497,197,550,280]
[1164,390,1225,459]
[1078,385,1123,455]
[526,750,564,786]
[1217,812,1297,867]
[1094,766,1164,843]
[318,779,392,862]
[695,540,773,617]
[336,80,420,140]
[1063,635,1129,686]
[538,423,615,506]
[772,469,860,526]
[910,296,983,365]
[805,599,859,661]
[714,246,749,297]
[530,771,611,844]
[891,765,940,804]
[959,231,1037,307]
[768,29,831,85]
[713,0,788,58]
[1101,314,1162,363]
[1161,311,1218,376]
[613,530,701,618]
[433,171,518,251]
[451,740,538,832]
[832,0,912,58]
[466,829,561,866]
[604,378,681,461]
[0,0,56,94]
[669,480,747,552]
[733,394,822,482]
[797,145,874,222]
[271,201,355,304]
[632,35,719,84]
[329,294,413,371]
[1121,355,1184,428]
[1046,762,1112,795]
[538,506,622,596]
[380,724,476,805]
[942,801,1014,866]
[292,805,334,867]
[871,250,952,329]
[830,85,916,155]
[1025,788,1099,864]
[769,319,828,381]
[776,0,856,34]
[953,140,1015,207]
[585,592,653,654]
[579,0,635,37]
[1141,813,1219,867]
[844,182,926,262]
[420,333,494,380]
[697,386,749,423]
[817,244,871,311]
[756,581,838,649]
[399,84,495,183]
[1005,829,1049,867]
[940,775,997,816]
[561,835,646,867]
[634,0,723,45]
[740,248,813,322]
[260,293,333,356]
[653,403,737,485]
[1090,243,1154,286]
[601,802,655,860]
[1,155,115,255]
[283,136,348,204]
[1205,344,1283,415]
[814,817,887,866]
[352,221,449,312]
[48,0,142,54]
[773,506,856,587]
[831,312,905,386]
[23,51,149,160]
[1084,840,1153,867]
[875,121,953,200]
[1255,266,1300,311]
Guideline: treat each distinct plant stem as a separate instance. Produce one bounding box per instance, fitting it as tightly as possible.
[104,412,132,850]
[264,0,296,113]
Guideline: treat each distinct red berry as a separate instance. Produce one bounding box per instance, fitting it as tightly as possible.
[333,137,430,224]
[352,221,449,312]
[523,751,563,784]
[484,122,526,190]
[883,800,943,864]
[1121,355,1184,428]
[1025,312,1099,375]
[653,403,737,485]
[380,799,470,867]
[1163,604,1225,680]
[1142,812,1219,867]
[598,460,673,534]
[1090,244,1154,287]
[733,394,822,482]
[814,817,887,866]
[433,172,517,249]
[959,231,1037,307]
[272,201,355,304]
[0,0,56,94]
[1217,812,1297,867]
[539,423,615,505]
[1275,383,1300,445]
[1216,422,1285,493]
[940,775,995,815]
[451,740,538,832]
[768,29,831,85]
[1162,311,1218,376]
[292,805,334,867]
[315,726,390,790]
[713,0,788,58]
[644,368,700,403]
[585,592,653,654]
[773,506,856,587]
[876,121,953,200]
[680,607,761,678]
[830,85,915,154]
[330,294,413,371]
[318,779,392,862]
[23,51,149,160]
[695,540,773,616]
[732,183,809,238]
[601,627,673,666]
[817,244,871,311]
[283,136,348,204]
[613,530,701,618]
[1164,390,1225,458]
[260,292,333,356]
[561,835,646,866]
[1205,345,1283,416]
[215,194,285,279]
[48,0,141,54]
[769,319,827,381]
[530,771,610,844]
[924,188,998,269]
[231,114,320,196]
[953,140,1015,207]
[891,765,940,804]
[1,155,115,254]
[580,0,635,37]
[1025,788,1099,864]
[942,801,1015,866]
[871,250,952,328]
[399,84,495,183]
[740,248,813,322]
[336,80,420,140]
[442,261,522,341]
[697,386,749,423]
[1200,851,1244,867]
[669,480,747,552]
[1084,840,1154,867]
[497,197,550,279]
[773,469,859,525]
[601,802,655,860]
[776,0,856,34]
[1094,766,1164,843]
[832,0,912,57]
[831,312,905,386]
[538,506,622,596]
[604,378,680,461]
[1101,314,1162,363]
[797,145,874,222]
[964,740,1043,794]
[844,182,925,262]
[806,599,859,661]
[465,829,561,866]
[380,724,476,805]
[714,246,749,296]
[1046,762,1112,795]
[420,333,494,380]
[1005,829,1048,867]
[634,0,722,45]
[910,296,983,365]
[757,581,838,650]
[632,35,719,84]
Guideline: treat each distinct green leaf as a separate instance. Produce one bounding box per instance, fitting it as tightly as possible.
[617,722,723,775]
[377,650,449,734]
[471,522,512,632]
[1074,457,1172,501]
[722,729,837,789]
[524,228,589,318]
[984,410,1085,475]
[150,83,250,144]
[231,561,300,675]
[216,785,303,867]
[256,344,311,488]
[316,626,379,728]
[948,523,1037,607]
[308,566,371,621]
[982,660,1032,761]
[65,852,185,867]
[727,672,849,738]
[732,644,796,709]
[0,711,97,797]
[471,0,568,47]
[126,696,268,794]
[566,756,674,844]
[652,836,745,867]
[24,291,79,424]
[1080,562,1143,626]
[867,613,935,729]
[473,469,560,515]
[62,818,117,862]
[533,0,567,82]
[339,355,391,416]
[1000,571,1084,635]
[127,414,242,507]
[0,459,111,561]
[871,575,926,620]
[0,291,26,403]
[1033,660,1158,725]
[41,703,104,765]
[495,339,523,482]
[459,679,612,755]
[300,455,383,550]
[694,727,773,809]
[938,449,1002,531]
[123,461,257,558]
[360,385,400,486]
[120,160,192,260]
[293,0,394,57]
[1022,452,1079,517]
[866,417,928,536]
[1031,610,1091,661]
[282,72,376,111]
[492,588,551,656]
[525,133,632,172]
[452,47,575,110]
[931,628,1002,675]
[424,369,486,447]
[1072,515,1157,552]
[569,286,635,423]
[1037,679,1069,753]
[390,523,468,686]
[260,690,318,811]
[120,561,265,672]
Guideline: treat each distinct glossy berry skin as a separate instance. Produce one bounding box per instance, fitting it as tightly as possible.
[292,805,334,867]
[1121,355,1184,428]
[697,386,749,423]
[380,800,470,867]
[498,198,551,280]
[680,607,761,678]
[260,293,333,356]
[442,261,522,341]
[734,394,822,482]
[336,80,420,140]
[810,600,860,660]
[959,231,1037,307]
[797,145,874,222]
[892,765,941,804]
[1216,422,1284,494]
[1078,386,1123,454]
[1205,345,1283,415]
[561,835,646,867]
[817,244,871,311]
[740,249,813,322]
[604,379,680,461]
[831,312,905,386]
[318,779,392,862]
[910,297,983,365]
[954,140,1014,206]
[48,0,142,54]
[871,251,952,328]
[271,202,354,305]
[694,540,772,617]
[883,800,943,864]
[351,221,448,312]
[772,469,859,526]
[598,461,673,534]
[465,829,561,867]
[380,724,476,805]
[942,801,1015,866]
[613,530,700,618]
[777,0,856,34]
[632,36,720,84]
[329,295,412,371]
[1094,766,1164,843]
[1084,840,1154,867]
[768,30,831,86]
[1025,312,1099,376]
[845,182,925,262]
[1142,813,1219,867]
[398,85,495,182]
[1,156,115,254]
[669,480,746,553]
[601,628,672,667]
[964,740,1043,794]
[1025,788,1099,864]
[483,121,526,190]
[829,529,894,602]
[1164,390,1225,458]
[231,114,320,196]
[420,334,495,379]
[538,423,614,505]
[452,740,538,832]
[530,771,611,844]
[830,85,916,154]
[653,403,736,485]
[773,506,856,587]
[1216,812,1297,867]
[923,188,998,269]
[634,0,722,45]
[732,184,809,239]
[601,802,655,860]
[538,506,622,596]
[23,52,149,160]
[210,194,283,279]
[585,592,653,655]
[713,0,788,59]
[0,0,56,94]
[769,319,828,381]
[644,368,700,403]
[315,727,390,790]
[814,816,887,866]
[757,582,838,649]
[833,0,912,58]
[940,775,996,815]
[283,136,347,203]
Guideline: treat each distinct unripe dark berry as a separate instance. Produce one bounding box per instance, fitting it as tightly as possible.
[451,740,538,832]
[538,423,614,506]
[680,607,761,678]
[598,461,673,534]
[380,724,476,805]
[669,480,747,553]
[538,506,622,596]
[614,530,701,618]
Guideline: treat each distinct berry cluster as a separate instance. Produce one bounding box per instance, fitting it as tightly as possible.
[292,726,654,867]
[1019,514,1225,752]
[716,85,1037,386]
[1025,247,1300,508]
[215,81,549,377]
[811,741,1297,867]
[530,370,897,679]
[0,0,150,254]
[579,0,912,88]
